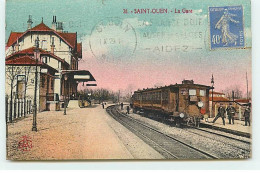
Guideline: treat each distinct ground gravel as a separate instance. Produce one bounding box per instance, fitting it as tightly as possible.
[124,108,251,159]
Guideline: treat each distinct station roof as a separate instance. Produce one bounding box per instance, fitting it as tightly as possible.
[6,32,23,47]
[29,22,53,31]
[6,47,69,67]
[77,43,82,58]
[235,99,250,103]
[5,55,58,72]
[6,22,78,50]
[209,91,225,95]
[62,70,96,82]
[209,97,230,102]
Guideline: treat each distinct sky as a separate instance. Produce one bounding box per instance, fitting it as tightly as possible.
[5,0,252,96]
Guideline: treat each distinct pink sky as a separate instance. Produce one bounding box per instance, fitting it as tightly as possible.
[79,50,252,97]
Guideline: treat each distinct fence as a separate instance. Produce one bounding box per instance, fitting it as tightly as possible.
[5,96,32,123]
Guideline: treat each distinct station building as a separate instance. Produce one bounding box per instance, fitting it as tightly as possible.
[5,16,95,112]
[208,91,251,120]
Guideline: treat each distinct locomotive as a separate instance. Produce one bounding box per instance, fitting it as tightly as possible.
[132,80,211,126]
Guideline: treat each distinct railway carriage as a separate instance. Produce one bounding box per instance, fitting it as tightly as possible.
[132,80,211,126]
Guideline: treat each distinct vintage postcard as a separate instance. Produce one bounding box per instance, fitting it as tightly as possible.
[5,0,251,160]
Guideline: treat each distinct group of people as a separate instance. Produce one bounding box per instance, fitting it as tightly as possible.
[212,103,251,126]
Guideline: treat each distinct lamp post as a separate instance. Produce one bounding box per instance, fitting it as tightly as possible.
[88,93,91,106]
[32,36,40,132]
[211,74,214,118]
[64,74,68,115]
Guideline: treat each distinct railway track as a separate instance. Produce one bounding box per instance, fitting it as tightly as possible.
[129,108,251,152]
[142,113,251,152]
[106,105,219,159]
[186,125,250,143]
[186,124,251,149]
[184,127,251,153]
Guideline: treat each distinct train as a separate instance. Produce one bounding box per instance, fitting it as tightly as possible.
[132,80,211,127]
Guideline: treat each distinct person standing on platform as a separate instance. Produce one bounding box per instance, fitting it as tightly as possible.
[102,102,104,109]
[212,103,226,125]
[244,105,251,126]
[226,103,236,124]
[121,102,123,110]
[126,106,130,114]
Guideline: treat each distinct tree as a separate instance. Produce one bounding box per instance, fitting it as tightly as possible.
[79,88,119,103]
[6,65,34,122]
[223,85,244,100]
[6,65,22,122]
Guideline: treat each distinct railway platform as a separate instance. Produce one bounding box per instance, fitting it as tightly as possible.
[200,117,251,138]
[6,104,163,160]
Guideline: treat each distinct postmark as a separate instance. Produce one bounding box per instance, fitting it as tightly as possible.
[209,6,244,50]
[89,17,137,62]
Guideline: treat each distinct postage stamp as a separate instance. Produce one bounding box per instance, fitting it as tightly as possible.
[209,6,244,49]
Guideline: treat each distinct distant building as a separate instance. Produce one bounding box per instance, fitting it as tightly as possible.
[209,91,229,102]
[234,99,251,106]
[5,16,96,112]
[209,91,230,117]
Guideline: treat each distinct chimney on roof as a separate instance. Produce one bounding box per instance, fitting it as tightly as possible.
[14,39,19,52]
[56,22,63,32]
[52,16,57,30]
[50,37,55,54]
[27,15,33,29]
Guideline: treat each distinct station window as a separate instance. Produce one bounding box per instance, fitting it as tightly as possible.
[157,92,161,100]
[42,57,47,63]
[162,90,168,101]
[41,76,45,88]
[41,40,47,50]
[16,75,26,99]
[200,90,205,96]
[51,78,54,90]
[189,89,196,96]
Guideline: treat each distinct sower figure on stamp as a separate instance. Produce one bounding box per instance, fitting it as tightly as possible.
[244,105,251,126]
[212,103,226,125]
[226,103,236,124]
[215,9,239,46]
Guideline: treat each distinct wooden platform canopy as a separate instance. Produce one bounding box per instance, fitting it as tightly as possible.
[61,70,96,82]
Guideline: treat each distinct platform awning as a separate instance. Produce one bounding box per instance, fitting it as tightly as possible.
[62,70,96,82]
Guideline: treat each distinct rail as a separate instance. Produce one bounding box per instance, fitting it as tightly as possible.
[106,105,219,159]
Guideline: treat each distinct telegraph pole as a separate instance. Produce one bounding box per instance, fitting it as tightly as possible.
[211,74,214,117]
[64,74,68,115]
[246,71,249,100]
[32,37,39,132]
[118,90,120,104]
